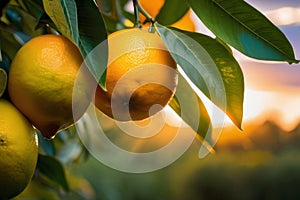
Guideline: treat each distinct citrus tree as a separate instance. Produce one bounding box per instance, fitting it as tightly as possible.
[0,0,298,199]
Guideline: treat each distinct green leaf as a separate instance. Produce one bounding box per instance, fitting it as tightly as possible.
[156,24,244,128]
[11,0,55,31]
[42,0,78,42]
[75,0,108,90]
[95,0,113,14]
[155,0,189,25]
[96,0,134,32]
[0,51,10,99]
[102,14,125,34]
[0,68,7,98]
[60,0,78,43]
[0,27,22,59]
[169,73,211,141]
[0,46,11,73]
[37,154,69,191]
[215,37,233,55]
[5,7,22,26]
[21,0,45,22]
[188,0,298,63]
[5,4,45,37]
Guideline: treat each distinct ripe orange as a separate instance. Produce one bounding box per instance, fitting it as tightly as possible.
[94,27,178,121]
[139,0,196,32]
[8,34,92,139]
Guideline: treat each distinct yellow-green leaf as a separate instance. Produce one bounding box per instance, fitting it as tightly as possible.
[42,0,78,42]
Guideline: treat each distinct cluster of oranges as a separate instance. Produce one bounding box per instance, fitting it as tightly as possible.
[0,1,195,198]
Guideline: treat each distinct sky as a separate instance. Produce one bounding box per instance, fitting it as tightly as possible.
[193,0,300,130]
[242,0,300,130]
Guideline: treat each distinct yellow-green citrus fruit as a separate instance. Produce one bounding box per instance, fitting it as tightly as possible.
[15,180,59,200]
[8,34,92,139]
[0,99,38,199]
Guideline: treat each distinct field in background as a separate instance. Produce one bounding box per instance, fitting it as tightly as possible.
[67,117,300,200]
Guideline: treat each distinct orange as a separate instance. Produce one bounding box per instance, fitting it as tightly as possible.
[8,34,92,139]
[94,27,178,121]
[139,0,196,31]
[0,99,38,199]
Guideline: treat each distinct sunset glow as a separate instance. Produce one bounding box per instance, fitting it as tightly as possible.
[243,89,300,131]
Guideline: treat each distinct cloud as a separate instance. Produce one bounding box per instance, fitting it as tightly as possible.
[241,60,300,91]
[265,7,300,26]
[246,0,300,11]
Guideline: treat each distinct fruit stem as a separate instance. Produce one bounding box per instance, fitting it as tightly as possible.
[111,0,118,20]
[133,0,155,28]
[132,0,141,28]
